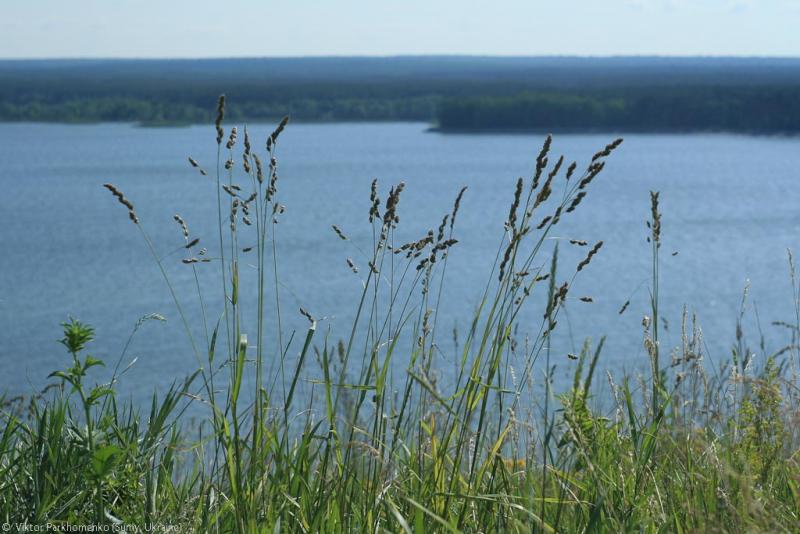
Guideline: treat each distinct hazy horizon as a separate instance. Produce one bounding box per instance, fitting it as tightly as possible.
[2,54,800,62]
[2,0,798,59]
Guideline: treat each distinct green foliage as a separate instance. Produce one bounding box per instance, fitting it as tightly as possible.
[0,318,194,524]
[59,317,94,356]
[1,101,798,531]
[437,87,800,133]
[735,357,787,483]
[2,57,800,130]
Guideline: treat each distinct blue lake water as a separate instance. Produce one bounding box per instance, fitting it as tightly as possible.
[1,122,799,404]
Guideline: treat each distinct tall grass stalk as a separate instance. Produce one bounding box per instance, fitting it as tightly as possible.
[1,102,798,532]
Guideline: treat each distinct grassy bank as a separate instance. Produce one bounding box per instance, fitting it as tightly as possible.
[1,97,799,532]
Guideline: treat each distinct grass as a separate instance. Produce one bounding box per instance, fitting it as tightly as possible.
[1,96,799,532]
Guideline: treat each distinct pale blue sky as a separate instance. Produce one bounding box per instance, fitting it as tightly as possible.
[1,0,798,58]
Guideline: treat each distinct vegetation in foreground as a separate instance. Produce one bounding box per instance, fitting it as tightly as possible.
[1,97,799,532]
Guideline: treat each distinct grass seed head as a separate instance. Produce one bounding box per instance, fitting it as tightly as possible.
[215,95,225,145]
[226,126,238,150]
[450,186,467,230]
[103,183,138,224]
[369,179,381,223]
[576,241,603,272]
[267,116,290,150]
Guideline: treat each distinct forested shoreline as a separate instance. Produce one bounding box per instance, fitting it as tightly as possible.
[435,87,800,133]
[2,56,800,132]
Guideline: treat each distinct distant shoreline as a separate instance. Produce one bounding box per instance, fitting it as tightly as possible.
[1,119,798,136]
[2,56,800,132]
[427,126,800,136]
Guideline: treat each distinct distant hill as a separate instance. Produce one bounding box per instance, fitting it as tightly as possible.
[1,56,799,131]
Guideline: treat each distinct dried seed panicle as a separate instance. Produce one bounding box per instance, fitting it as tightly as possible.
[436,214,449,243]
[299,307,314,323]
[536,215,552,230]
[253,154,264,183]
[226,127,238,150]
[173,214,189,238]
[188,157,207,176]
[566,191,587,213]
[649,191,662,246]
[267,116,290,151]
[531,134,552,192]
[369,179,381,223]
[577,161,605,190]
[103,183,132,210]
[551,206,563,226]
[507,177,523,230]
[433,238,458,252]
[576,241,603,272]
[498,233,520,282]
[546,282,570,316]
[395,231,434,257]
[533,156,559,210]
[230,199,239,231]
[103,183,138,224]
[383,182,405,227]
[450,186,467,230]
[548,155,564,182]
[215,95,225,145]
[331,225,348,240]
[591,138,624,162]
[266,157,279,201]
[565,161,577,180]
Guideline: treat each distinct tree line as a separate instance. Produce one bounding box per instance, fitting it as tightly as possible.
[436,87,800,133]
[2,58,799,132]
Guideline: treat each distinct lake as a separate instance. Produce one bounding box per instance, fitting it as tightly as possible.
[1,122,799,404]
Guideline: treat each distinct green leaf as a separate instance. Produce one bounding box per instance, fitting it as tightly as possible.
[91,444,122,479]
[88,386,115,405]
[84,355,106,370]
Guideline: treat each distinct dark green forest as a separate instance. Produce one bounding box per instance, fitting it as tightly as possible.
[1,56,799,131]
[436,87,800,133]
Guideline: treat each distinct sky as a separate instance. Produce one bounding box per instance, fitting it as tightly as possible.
[1,0,798,59]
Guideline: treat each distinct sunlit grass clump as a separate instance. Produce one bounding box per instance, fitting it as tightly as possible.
[1,96,798,532]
